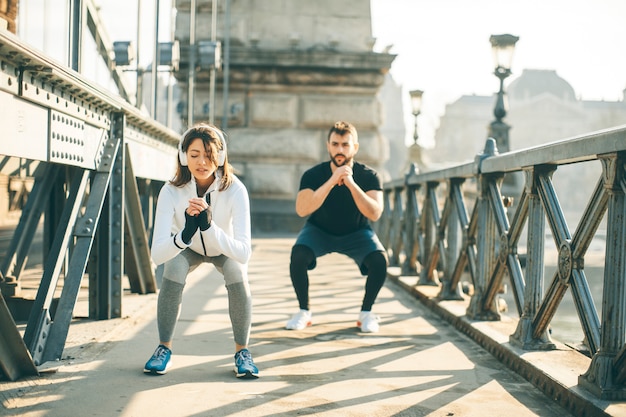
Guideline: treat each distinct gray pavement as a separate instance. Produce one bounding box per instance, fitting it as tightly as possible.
[0,237,595,416]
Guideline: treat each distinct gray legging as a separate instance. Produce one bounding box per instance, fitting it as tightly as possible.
[156,249,252,347]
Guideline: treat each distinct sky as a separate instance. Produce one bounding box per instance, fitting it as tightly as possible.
[370,0,626,146]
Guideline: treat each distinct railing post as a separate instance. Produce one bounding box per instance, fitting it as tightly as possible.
[467,139,500,320]
[579,153,626,400]
[402,164,422,276]
[378,188,393,249]
[438,178,464,300]
[389,187,404,267]
[417,182,441,286]
[510,168,555,350]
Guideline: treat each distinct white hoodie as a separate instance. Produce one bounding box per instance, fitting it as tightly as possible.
[151,175,252,266]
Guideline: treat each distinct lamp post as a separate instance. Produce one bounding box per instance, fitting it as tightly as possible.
[488,34,519,153]
[408,89,424,170]
[409,89,423,145]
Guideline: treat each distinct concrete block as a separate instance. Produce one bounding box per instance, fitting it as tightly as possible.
[245,163,297,197]
[228,128,322,162]
[356,130,388,162]
[250,95,297,127]
[301,96,380,128]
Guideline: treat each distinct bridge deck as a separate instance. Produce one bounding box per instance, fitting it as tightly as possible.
[0,236,620,416]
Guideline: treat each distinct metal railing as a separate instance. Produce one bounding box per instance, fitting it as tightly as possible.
[377,128,626,400]
[0,27,178,380]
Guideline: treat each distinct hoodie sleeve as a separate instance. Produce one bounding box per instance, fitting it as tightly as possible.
[200,183,252,264]
[151,185,190,265]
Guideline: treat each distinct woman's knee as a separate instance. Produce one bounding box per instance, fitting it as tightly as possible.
[162,254,192,285]
[222,258,247,286]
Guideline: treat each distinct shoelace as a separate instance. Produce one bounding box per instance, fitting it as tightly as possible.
[237,350,253,365]
[154,346,169,361]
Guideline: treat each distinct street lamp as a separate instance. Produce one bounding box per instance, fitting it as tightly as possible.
[407,89,424,171]
[488,34,519,153]
[409,89,423,145]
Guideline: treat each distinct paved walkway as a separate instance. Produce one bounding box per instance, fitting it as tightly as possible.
[0,237,598,416]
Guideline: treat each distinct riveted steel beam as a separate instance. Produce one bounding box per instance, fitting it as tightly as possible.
[41,135,120,363]
[0,273,38,381]
[89,113,125,320]
[123,143,157,295]
[22,167,91,365]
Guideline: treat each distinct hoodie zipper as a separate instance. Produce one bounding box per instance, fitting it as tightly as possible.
[200,232,208,255]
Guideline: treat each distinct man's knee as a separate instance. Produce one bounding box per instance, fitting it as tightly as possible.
[290,245,315,270]
[363,251,388,274]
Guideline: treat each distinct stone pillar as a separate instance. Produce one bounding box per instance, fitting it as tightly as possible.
[173,0,395,232]
[0,0,17,34]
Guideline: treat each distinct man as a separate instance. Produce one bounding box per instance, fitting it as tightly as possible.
[286,121,388,333]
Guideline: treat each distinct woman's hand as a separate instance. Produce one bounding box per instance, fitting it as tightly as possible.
[186,197,209,216]
[187,196,212,231]
[197,205,212,230]
[181,197,210,244]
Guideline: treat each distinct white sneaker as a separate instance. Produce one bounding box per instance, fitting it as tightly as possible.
[286,309,312,330]
[357,311,380,333]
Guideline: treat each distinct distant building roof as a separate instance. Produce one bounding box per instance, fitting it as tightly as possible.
[508,69,577,102]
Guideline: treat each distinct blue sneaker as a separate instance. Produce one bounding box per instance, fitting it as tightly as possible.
[234,348,259,379]
[144,345,172,375]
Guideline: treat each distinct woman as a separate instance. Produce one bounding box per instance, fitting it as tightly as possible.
[144,123,258,379]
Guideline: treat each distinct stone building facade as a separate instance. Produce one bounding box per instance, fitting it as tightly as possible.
[430,69,626,166]
[0,1,17,33]
[173,0,395,232]
[427,68,626,220]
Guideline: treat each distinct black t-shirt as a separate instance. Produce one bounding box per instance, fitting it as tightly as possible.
[299,161,382,236]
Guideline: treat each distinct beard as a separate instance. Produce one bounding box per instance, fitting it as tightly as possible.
[331,153,352,167]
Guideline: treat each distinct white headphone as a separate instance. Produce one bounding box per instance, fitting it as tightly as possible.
[178,124,227,167]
